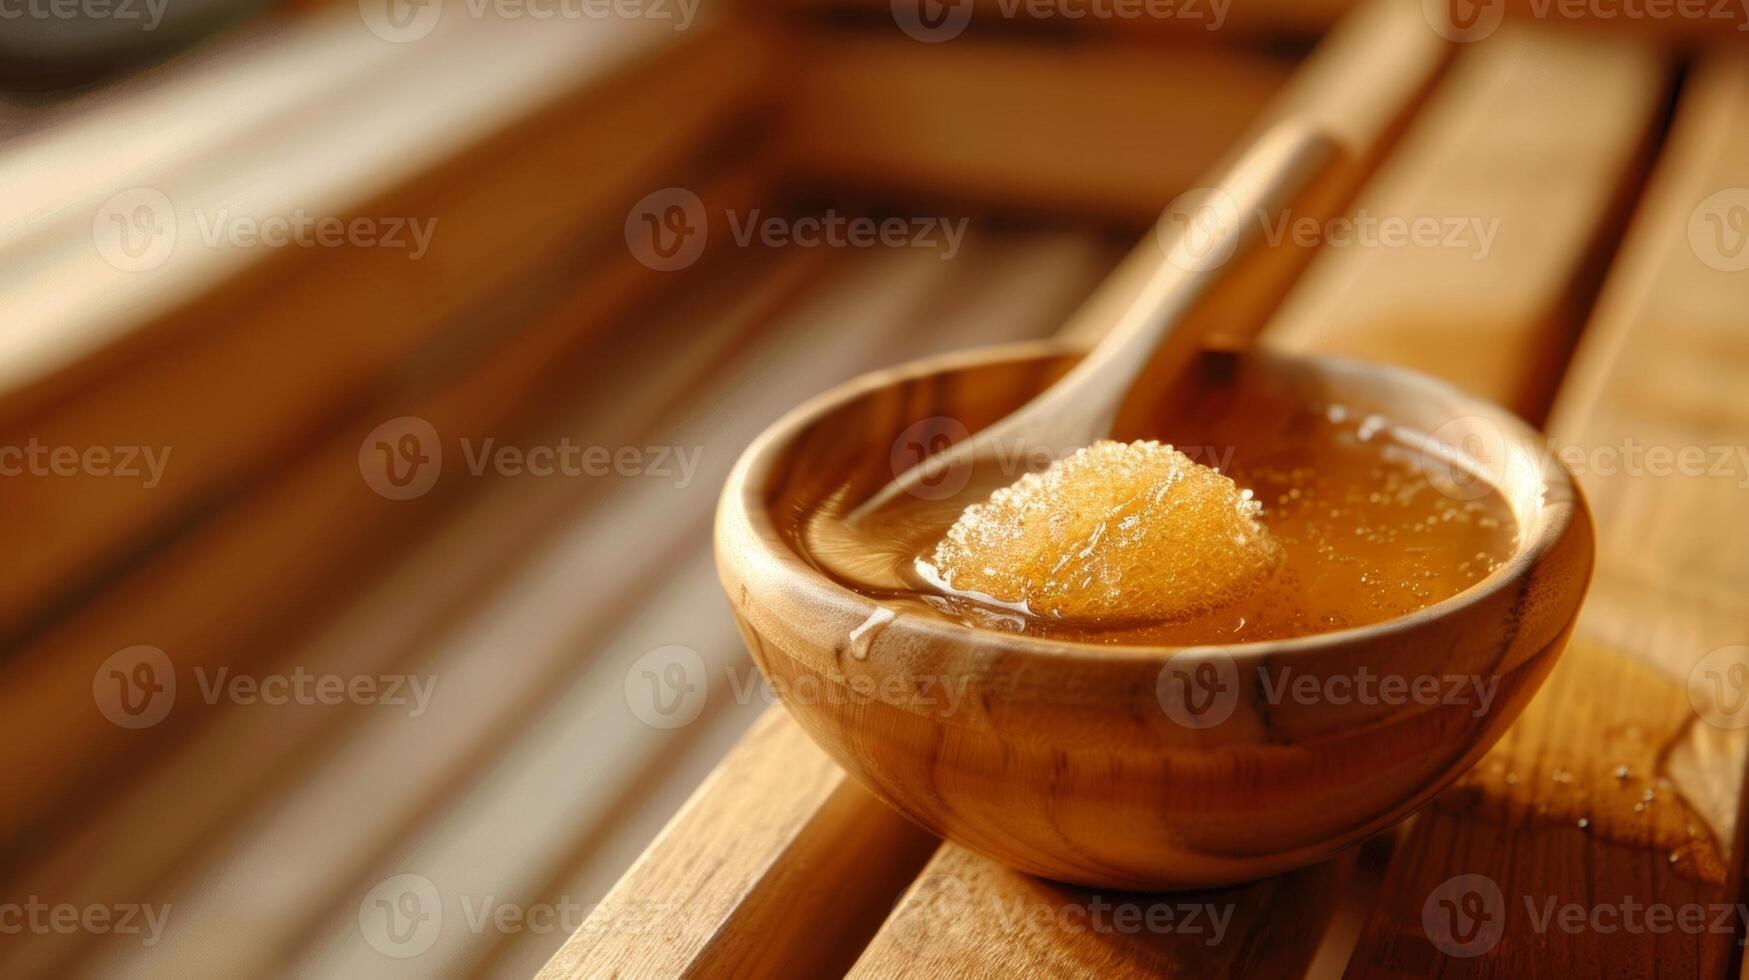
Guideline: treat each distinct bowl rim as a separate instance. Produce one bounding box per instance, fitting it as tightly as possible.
[717,339,1589,669]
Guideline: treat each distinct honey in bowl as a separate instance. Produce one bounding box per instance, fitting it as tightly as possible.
[790,393,1519,646]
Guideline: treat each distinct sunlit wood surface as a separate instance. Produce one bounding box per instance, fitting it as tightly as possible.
[6,0,1749,977]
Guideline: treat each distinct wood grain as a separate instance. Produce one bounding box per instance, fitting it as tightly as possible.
[776,30,1292,219]
[1074,0,1453,364]
[850,843,1352,978]
[1263,25,1668,422]
[1345,52,1749,978]
[0,19,773,643]
[538,709,940,980]
[0,164,776,878]
[757,0,1360,39]
[0,240,819,978]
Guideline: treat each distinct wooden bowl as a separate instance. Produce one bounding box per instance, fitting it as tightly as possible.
[714,343,1593,890]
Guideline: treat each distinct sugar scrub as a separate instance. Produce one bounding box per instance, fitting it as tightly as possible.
[926,441,1281,623]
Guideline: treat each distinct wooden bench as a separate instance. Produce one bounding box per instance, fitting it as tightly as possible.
[6,0,1749,976]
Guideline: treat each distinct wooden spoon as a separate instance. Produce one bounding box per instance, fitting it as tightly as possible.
[848,120,1341,524]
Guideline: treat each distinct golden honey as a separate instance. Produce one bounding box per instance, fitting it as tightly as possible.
[791,401,1519,646]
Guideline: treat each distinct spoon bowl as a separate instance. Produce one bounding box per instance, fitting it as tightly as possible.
[715,343,1592,889]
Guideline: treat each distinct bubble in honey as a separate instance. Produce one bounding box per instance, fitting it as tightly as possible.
[926,440,1281,623]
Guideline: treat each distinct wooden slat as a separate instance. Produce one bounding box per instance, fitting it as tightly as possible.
[0,163,778,876]
[0,17,772,641]
[0,235,816,978]
[758,0,1359,39]
[1262,25,1668,422]
[776,31,1292,219]
[539,709,939,980]
[0,4,688,401]
[1345,52,1749,977]
[851,844,1352,978]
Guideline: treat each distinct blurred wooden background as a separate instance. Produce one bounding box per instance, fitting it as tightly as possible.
[2,0,1748,976]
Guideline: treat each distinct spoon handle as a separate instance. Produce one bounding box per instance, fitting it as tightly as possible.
[853,121,1339,522]
[1004,121,1340,450]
